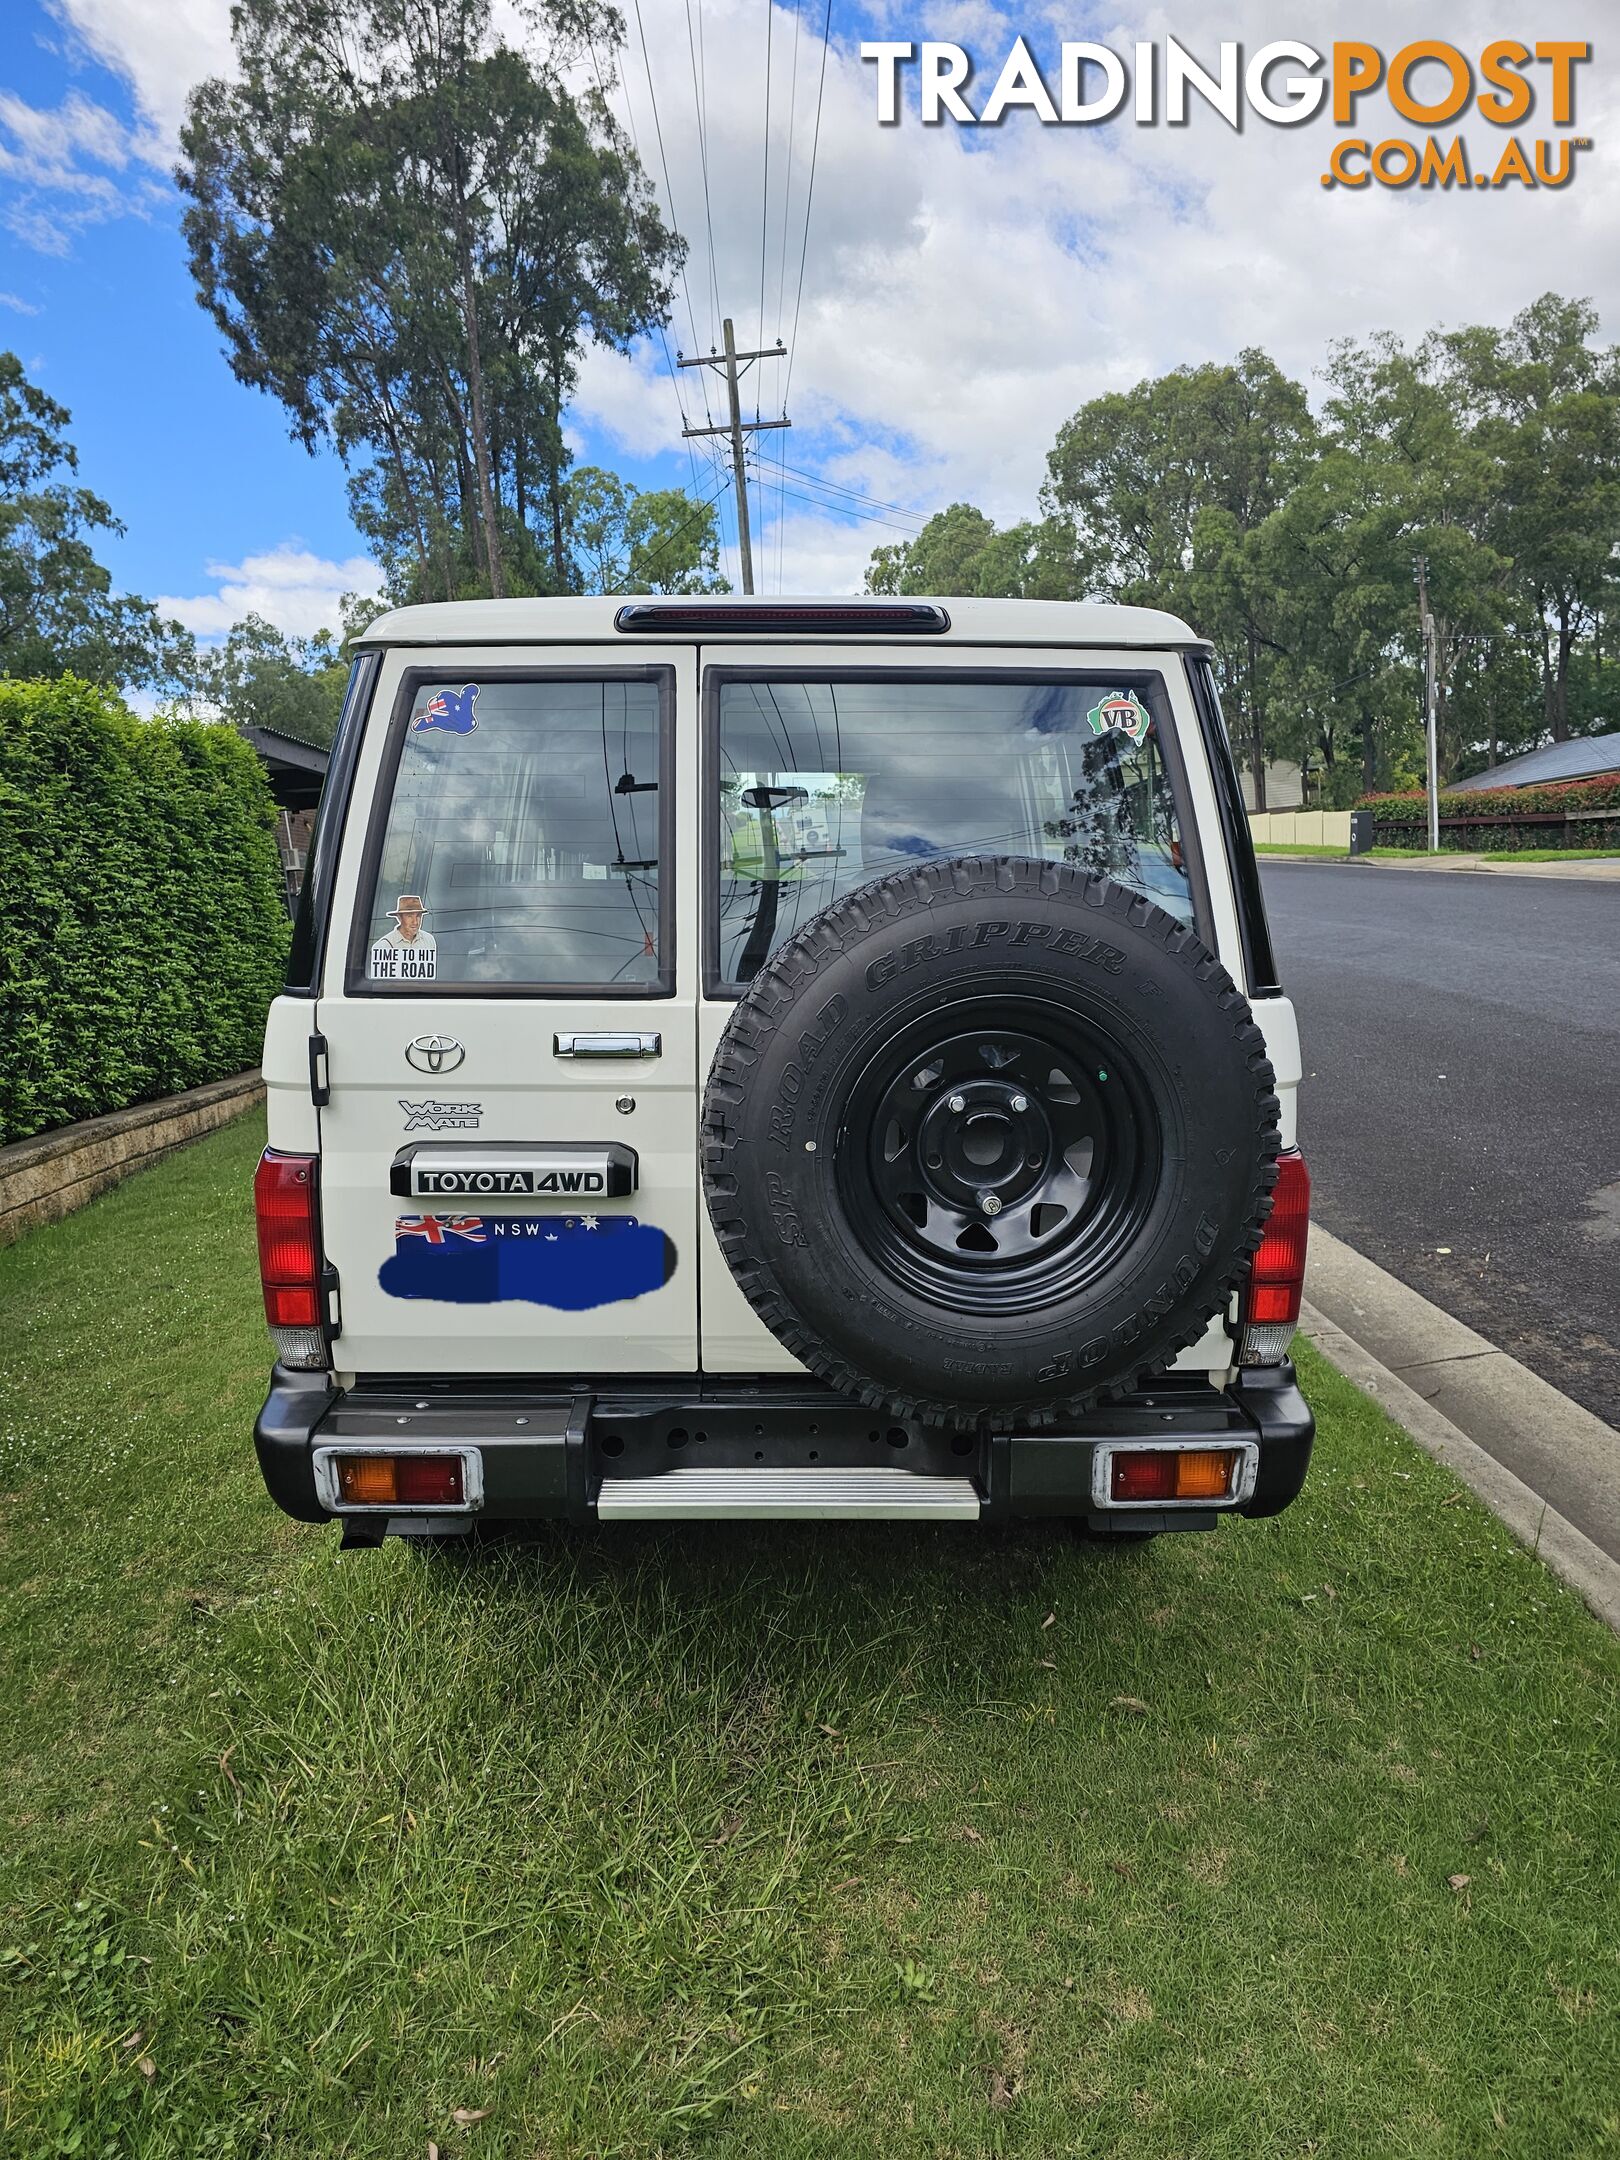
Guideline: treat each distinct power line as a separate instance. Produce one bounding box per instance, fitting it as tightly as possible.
[757,0,773,397]
[624,1,713,425]
[775,459,930,522]
[586,32,707,494]
[603,473,733,594]
[784,0,833,411]
[765,476,927,536]
[777,0,802,338]
[683,0,723,349]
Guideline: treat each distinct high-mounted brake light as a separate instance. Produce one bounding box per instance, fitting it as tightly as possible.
[1241,1149,1311,1367]
[614,599,951,635]
[253,1148,328,1370]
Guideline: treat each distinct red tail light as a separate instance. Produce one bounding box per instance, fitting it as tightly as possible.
[1242,1149,1310,1363]
[254,1149,323,1334]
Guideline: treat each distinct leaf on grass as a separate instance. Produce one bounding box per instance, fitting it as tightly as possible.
[1110,1696,1149,1715]
[1469,1644,1484,1662]
[428,2145,440,2160]
[136,2056,155,2080]
[1041,1612,1056,1629]
[819,1724,842,1738]
[119,2030,143,2052]
[989,2069,1022,2109]
[1036,1657,1056,1670]
[1447,1873,1472,1894]
[451,2107,491,2126]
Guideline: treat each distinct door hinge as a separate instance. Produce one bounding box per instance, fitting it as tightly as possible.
[308,1032,331,1106]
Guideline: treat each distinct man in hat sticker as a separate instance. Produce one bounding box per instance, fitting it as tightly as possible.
[369,895,437,981]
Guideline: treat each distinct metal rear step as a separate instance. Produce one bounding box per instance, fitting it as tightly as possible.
[595,1466,982,1520]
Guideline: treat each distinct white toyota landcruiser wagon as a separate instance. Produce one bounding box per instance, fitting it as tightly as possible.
[253,596,1313,1544]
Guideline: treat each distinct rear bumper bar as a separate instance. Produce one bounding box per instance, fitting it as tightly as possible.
[254,1362,1314,1531]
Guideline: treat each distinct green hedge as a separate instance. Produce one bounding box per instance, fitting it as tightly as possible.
[1358,774,1620,852]
[0,676,290,1145]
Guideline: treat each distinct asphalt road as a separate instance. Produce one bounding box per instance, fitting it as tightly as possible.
[1262,863,1620,1432]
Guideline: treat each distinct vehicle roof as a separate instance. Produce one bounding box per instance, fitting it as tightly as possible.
[355,595,1206,650]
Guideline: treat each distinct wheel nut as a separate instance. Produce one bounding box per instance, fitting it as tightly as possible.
[948,1093,966,1113]
[981,1192,1003,1216]
[1011,1093,1028,1112]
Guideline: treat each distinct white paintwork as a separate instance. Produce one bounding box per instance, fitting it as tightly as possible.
[311,642,699,1376]
[358,594,1203,652]
[289,608,1286,1391]
[262,995,320,1154]
[696,644,1249,1378]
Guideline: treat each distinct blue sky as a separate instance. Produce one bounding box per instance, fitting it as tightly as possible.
[3,0,1616,635]
[2,4,370,619]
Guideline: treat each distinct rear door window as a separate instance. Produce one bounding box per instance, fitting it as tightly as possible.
[711,674,1194,988]
[352,672,670,994]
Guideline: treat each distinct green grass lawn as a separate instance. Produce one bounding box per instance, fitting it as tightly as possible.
[1251,842,1351,858]
[2,1116,1617,2159]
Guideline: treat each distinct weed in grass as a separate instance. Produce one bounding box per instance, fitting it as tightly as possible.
[1,1116,1619,2156]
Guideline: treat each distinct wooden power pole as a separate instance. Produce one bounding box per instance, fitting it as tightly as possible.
[678,319,789,594]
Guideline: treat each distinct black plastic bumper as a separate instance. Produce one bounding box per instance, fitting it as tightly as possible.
[254,1360,1314,1530]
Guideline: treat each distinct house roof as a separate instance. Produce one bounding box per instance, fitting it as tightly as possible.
[1450,731,1620,791]
[240,724,329,810]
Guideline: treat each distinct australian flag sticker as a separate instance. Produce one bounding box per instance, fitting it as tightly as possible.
[411,683,479,735]
[380,1213,675,1311]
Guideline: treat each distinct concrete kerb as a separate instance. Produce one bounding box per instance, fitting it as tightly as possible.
[1299,1231,1620,1634]
[1258,850,1620,880]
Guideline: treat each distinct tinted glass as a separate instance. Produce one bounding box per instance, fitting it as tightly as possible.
[363,677,664,989]
[715,677,1191,985]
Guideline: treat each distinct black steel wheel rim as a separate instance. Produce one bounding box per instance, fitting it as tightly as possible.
[835,996,1163,1318]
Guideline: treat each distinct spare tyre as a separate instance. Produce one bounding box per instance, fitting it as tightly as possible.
[701,858,1280,1429]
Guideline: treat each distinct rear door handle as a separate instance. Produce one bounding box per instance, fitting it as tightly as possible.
[553,1032,662,1058]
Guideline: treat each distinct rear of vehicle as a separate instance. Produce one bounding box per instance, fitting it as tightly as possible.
[254,597,1311,1541]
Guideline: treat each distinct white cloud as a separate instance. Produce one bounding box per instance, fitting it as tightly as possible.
[0,290,42,314]
[600,0,1620,580]
[45,0,235,146]
[0,87,167,250]
[159,544,383,641]
[570,341,691,461]
[24,0,1620,593]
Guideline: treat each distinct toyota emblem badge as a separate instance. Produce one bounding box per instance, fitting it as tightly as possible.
[405,1034,466,1075]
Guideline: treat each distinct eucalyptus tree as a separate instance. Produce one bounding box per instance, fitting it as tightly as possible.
[1439,294,1620,741]
[1041,351,1317,805]
[179,0,683,600]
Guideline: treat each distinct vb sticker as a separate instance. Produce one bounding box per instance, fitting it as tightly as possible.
[370,893,437,980]
[1085,690,1151,746]
[411,683,479,735]
[379,1213,676,1311]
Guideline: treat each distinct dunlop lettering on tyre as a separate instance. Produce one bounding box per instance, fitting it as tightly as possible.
[701,857,1282,1430]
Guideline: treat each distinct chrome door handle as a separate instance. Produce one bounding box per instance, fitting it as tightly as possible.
[553,1031,662,1059]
